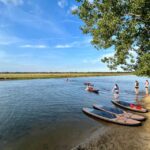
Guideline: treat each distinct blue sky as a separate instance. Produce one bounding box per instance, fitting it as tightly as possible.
[0,0,114,72]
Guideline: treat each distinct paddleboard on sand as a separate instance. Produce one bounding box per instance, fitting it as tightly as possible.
[93,104,146,121]
[83,108,141,126]
[111,100,148,113]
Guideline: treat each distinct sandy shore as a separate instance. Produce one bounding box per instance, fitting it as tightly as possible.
[72,95,150,150]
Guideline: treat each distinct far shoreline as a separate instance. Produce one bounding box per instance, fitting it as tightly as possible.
[0,72,132,80]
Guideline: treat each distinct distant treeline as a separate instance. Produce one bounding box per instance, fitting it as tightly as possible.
[0,72,132,74]
[0,72,132,80]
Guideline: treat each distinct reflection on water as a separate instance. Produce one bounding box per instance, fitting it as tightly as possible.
[0,75,148,150]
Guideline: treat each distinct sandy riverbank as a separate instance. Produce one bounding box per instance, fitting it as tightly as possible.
[72,95,150,150]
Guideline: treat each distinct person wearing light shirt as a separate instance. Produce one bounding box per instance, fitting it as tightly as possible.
[112,84,119,101]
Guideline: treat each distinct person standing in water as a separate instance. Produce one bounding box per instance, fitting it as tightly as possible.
[135,80,139,95]
[145,80,149,95]
[112,84,119,101]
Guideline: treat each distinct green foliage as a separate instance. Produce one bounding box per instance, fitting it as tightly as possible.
[73,0,150,77]
[135,53,150,77]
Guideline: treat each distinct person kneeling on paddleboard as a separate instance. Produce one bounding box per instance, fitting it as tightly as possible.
[86,85,94,91]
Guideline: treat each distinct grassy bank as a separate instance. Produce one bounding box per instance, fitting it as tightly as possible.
[0,72,132,80]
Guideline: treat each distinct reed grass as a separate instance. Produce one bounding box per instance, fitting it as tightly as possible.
[0,72,132,80]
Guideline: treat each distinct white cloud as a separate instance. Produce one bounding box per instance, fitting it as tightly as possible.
[0,0,23,6]
[83,58,100,64]
[67,5,78,14]
[1,5,66,36]
[0,32,22,45]
[83,37,92,44]
[0,31,50,48]
[54,37,92,49]
[88,0,94,4]
[58,0,67,8]
[101,52,114,59]
[55,41,77,48]
[70,5,78,11]
[20,44,48,49]
[62,19,81,24]
[55,44,72,48]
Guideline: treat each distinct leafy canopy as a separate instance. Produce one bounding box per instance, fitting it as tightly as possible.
[73,0,150,77]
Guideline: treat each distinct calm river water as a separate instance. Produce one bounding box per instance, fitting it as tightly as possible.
[0,76,148,150]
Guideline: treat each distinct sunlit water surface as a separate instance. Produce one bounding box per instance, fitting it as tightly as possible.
[0,76,148,150]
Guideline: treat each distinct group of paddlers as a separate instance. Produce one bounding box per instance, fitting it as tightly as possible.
[85,80,149,100]
[112,80,149,100]
[134,80,149,95]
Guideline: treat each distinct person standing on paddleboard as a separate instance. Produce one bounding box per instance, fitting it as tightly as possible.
[145,80,149,96]
[112,84,119,101]
[135,81,139,95]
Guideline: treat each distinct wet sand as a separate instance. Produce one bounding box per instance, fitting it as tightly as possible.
[72,95,150,150]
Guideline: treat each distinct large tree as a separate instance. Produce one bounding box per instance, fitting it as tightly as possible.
[73,0,150,77]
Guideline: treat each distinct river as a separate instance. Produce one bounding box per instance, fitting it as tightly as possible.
[0,75,148,150]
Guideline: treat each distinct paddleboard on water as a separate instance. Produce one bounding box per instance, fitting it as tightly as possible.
[93,104,146,121]
[83,108,141,126]
[111,100,148,113]
[85,88,99,94]
[88,89,99,94]
[84,82,94,86]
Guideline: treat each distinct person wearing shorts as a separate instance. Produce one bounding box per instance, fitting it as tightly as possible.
[135,80,139,95]
[112,84,119,101]
[145,80,149,95]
